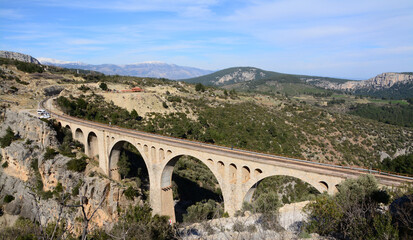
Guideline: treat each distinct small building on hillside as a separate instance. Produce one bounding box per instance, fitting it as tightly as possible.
[121,87,144,93]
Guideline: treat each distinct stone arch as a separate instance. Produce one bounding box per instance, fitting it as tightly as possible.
[229,164,237,184]
[144,144,148,154]
[160,153,226,222]
[151,146,156,162]
[217,161,225,175]
[159,148,165,161]
[87,131,99,158]
[243,173,323,204]
[108,140,150,182]
[319,181,329,192]
[74,128,84,143]
[254,168,262,178]
[242,166,250,183]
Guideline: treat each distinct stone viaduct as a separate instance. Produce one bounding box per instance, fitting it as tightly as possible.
[49,109,411,222]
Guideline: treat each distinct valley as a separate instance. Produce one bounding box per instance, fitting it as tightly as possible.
[0,53,413,239]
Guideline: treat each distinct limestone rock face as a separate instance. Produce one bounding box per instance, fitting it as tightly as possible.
[0,110,135,232]
[310,72,413,91]
[0,51,41,64]
[0,110,58,149]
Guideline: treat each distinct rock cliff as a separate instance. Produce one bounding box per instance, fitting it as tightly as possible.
[309,72,413,91]
[0,51,41,64]
[0,110,136,233]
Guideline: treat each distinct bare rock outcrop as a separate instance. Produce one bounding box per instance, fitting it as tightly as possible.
[0,110,58,149]
[0,110,136,232]
[0,51,41,64]
[309,72,413,91]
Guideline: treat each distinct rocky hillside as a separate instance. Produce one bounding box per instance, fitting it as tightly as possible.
[184,67,350,86]
[39,58,212,80]
[309,72,413,98]
[0,51,41,64]
[185,67,413,98]
[0,110,139,233]
[184,67,275,85]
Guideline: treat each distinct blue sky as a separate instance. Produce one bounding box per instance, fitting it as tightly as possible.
[1,0,412,79]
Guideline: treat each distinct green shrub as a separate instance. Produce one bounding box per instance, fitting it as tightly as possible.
[66,157,87,172]
[232,221,245,232]
[2,161,8,168]
[72,180,82,196]
[43,147,58,160]
[30,158,38,171]
[183,199,223,223]
[55,182,63,193]
[124,186,138,200]
[0,127,18,148]
[167,95,182,103]
[14,61,44,73]
[376,153,413,175]
[78,85,90,92]
[15,78,29,85]
[99,82,108,91]
[25,139,33,145]
[4,195,15,203]
[109,205,175,239]
[304,175,397,239]
[195,83,205,92]
[40,191,53,200]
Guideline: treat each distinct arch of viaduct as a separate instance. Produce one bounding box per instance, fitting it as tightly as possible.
[54,114,411,222]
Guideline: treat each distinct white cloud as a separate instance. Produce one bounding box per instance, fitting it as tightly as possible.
[0,9,24,19]
[33,0,219,16]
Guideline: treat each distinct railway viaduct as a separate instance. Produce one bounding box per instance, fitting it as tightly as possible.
[44,102,412,222]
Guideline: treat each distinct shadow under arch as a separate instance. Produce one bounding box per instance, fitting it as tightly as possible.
[108,140,150,192]
[244,175,322,207]
[160,153,225,223]
[74,128,84,143]
[87,131,99,158]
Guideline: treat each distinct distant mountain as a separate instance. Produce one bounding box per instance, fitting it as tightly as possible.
[38,58,212,80]
[185,67,413,99]
[0,50,41,64]
[183,67,351,95]
[309,72,413,99]
[184,67,350,86]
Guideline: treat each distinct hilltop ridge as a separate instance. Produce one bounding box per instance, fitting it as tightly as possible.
[184,67,413,98]
[0,51,41,64]
[39,57,212,80]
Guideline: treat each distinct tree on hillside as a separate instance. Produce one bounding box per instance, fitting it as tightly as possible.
[195,83,205,92]
[304,175,397,239]
[118,152,131,179]
[130,109,142,121]
[99,82,108,91]
[0,126,18,148]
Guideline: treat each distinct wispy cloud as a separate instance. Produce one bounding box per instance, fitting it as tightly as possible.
[33,0,219,17]
[1,0,412,78]
[0,9,24,19]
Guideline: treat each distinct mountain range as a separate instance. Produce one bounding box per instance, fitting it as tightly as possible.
[184,67,413,99]
[37,58,213,80]
[1,50,412,98]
